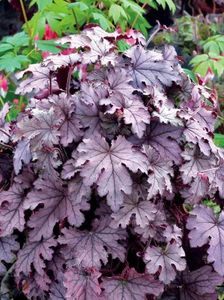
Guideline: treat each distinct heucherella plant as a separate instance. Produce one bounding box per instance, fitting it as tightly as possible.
[0,26,223,299]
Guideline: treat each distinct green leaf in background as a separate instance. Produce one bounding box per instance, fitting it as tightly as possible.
[36,40,61,54]
[121,0,145,14]
[0,43,14,54]
[68,2,89,11]
[155,0,176,14]
[183,68,197,82]
[0,53,30,72]
[92,12,114,31]
[203,199,221,214]
[109,4,128,23]
[202,35,224,55]
[117,40,131,52]
[214,133,224,148]
[190,54,209,66]
[30,0,53,10]
[2,32,30,48]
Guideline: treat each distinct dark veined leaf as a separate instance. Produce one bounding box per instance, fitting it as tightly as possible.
[101,94,150,138]
[15,63,54,95]
[59,218,126,268]
[0,183,26,236]
[143,145,173,198]
[102,267,163,299]
[64,267,102,300]
[24,175,89,241]
[178,266,223,300]
[13,140,32,175]
[125,45,179,89]
[144,121,183,164]
[14,108,61,151]
[0,235,19,263]
[144,242,186,284]
[76,134,148,211]
[111,190,157,228]
[186,205,224,276]
[15,237,57,277]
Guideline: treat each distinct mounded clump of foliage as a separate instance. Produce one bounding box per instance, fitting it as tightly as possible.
[0,26,224,299]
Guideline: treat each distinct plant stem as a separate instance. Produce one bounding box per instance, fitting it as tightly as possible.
[72,9,80,32]
[0,97,10,122]
[19,0,32,38]
[146,20,161,48]
[218,115,224,122]
[67,0,80,32]
[131,2,147,29]
[66,66,74,96]
[0,261,15,297]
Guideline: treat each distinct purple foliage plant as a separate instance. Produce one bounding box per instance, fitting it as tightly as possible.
[0,26,223,299]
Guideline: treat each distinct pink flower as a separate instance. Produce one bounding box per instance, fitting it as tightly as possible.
[43,24,58,40]
[0,74,8,97]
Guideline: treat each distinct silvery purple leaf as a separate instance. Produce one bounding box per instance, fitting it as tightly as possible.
[15,237,57,277]
[181,175,209,205]
[152,106,183,127]
[111,190,157,228]
[76,83,108,137]
[49,93,83,146]
[180,145,215,184]
[13,140,31,175]
[64,267,102,300]
[82,36,117,66]
[14,108,61,151]
[49,280,66,300]
[0,183,26,236]
[43,53,81,71]
[76,134,148,211]
[16,63,54,95]
[186,205,224,275]
[32,147,62,174]
[144,242,186,284]
[178,266,223,300]
[101,267,163,299]
[58,218,126,268]
[134,209,167,242]
[213,162,224,198]
[125,45,179,89]
[144,122,183,164]
[25,175,89,241]
[0,103,10,144]
[106,67,135,99]
[101,95,150,138]
[143,145,173,198]
[0,235,19,262]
